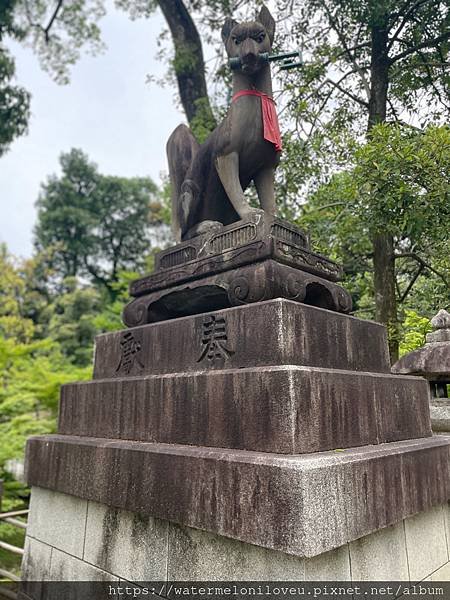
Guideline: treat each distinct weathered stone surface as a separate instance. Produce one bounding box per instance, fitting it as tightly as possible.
[430,401,450,432]
[94,300,390,379]
[49,548,117,582]
[349,522,409,581]
[20,538,52,600]
[21,537,52,581]
[27,487,87,559]
[123,259,352,326]
[167,523,305,580]
[24,434,450,558]
[392,342,450,379]
[131,215,340,299]
[84,501,168,581]
[425,308,450,347]
[405,505,448,582]
[304,545,350,581]
[59,367,431,454]
[430,561,450,580]
[393,309,450,402]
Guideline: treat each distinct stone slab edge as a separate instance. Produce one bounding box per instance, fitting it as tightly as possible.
[25,434,450,558]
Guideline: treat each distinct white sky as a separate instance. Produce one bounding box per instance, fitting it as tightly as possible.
[0,4,186,258]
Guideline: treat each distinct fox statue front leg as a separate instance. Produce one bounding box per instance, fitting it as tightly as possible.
[215,152,254,219]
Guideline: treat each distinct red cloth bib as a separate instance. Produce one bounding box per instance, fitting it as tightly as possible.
[232,89,282,152]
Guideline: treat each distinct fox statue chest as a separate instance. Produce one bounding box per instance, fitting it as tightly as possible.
[218,95,280,176]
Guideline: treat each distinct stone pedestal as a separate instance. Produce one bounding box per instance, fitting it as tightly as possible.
[20,221,450,594]
[123,214,352,326]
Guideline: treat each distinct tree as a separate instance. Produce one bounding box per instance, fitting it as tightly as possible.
[299,123,449,350]
[276,0,449,359]
[34,148,162,297]
[0,0,30,155]
[0,246,92,518]
[116,0,218,141]
[46,277,102,366]
[0,0,106,154]
[0,244,34,342]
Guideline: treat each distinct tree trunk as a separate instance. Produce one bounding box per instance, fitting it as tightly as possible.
[157,0,216,137]
[368,22,399,362]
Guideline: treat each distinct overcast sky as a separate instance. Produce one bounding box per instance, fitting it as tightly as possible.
[0,3,185,259]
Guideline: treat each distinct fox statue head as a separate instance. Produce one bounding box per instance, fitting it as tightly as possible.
[222,6,275,76]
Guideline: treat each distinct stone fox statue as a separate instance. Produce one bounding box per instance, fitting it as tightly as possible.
[167,6,281,241]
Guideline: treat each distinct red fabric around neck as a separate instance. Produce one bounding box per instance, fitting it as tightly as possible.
[232,89,282,152]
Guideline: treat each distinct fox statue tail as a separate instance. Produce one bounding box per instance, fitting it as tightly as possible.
[166,124,200,241]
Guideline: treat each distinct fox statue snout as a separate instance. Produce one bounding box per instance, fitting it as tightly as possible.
[167,5,280,241]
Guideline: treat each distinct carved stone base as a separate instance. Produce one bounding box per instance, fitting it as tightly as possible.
[131,213,341,297]
[123,213,351,326]
[123,259,352,327]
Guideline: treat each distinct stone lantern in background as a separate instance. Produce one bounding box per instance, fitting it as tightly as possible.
[393,309,450,432]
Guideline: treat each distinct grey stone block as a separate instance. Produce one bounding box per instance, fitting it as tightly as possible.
[27,487,87,558]
[349,521,409,581]
[25,434,450,558]
[20,537,52,600]
[167,523,305,580]
[49,547,117,581]
[83,501,168,581]
[93,299,390,379]
[430,403,450,432]
[21,537,52,581]
[443,501,450,559]
[430,561,450,580]
[59,367,431,454]
[304,545,350,581]
[405,505,448,582]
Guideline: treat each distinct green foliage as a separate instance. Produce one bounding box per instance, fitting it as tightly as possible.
[297,124,450,321]
[92,271,138,332]
[0,0,107,156]
[35,148,160,296]
[191,97,218,143]
[399,310,433,357]
[353,124,450,242]
[0,251,78,570]
[0,518,25,574]
[0,159,170,520]
[0,245,35,341]
[0,334,91,466]
[46,278,102,366]
[0,46,30,156]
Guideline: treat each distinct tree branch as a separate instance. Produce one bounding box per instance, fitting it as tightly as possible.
[387,0,431,51]
[398,264,424,303]
[327,76,369,107]
[317,0,371,100]
[389,31,450,65]
[44,0,64,42]
[157,0,216,131]
[395,252,449,289]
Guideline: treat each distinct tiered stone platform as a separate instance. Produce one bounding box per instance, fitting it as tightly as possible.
[21,215,450,591]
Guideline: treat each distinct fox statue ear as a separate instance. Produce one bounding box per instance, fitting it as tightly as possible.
[221,17,238,43]
[257,5,275,44]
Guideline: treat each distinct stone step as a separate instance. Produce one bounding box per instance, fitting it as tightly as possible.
[59,366,431,454]
[25,434,450,558]
[94,299,390,379]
